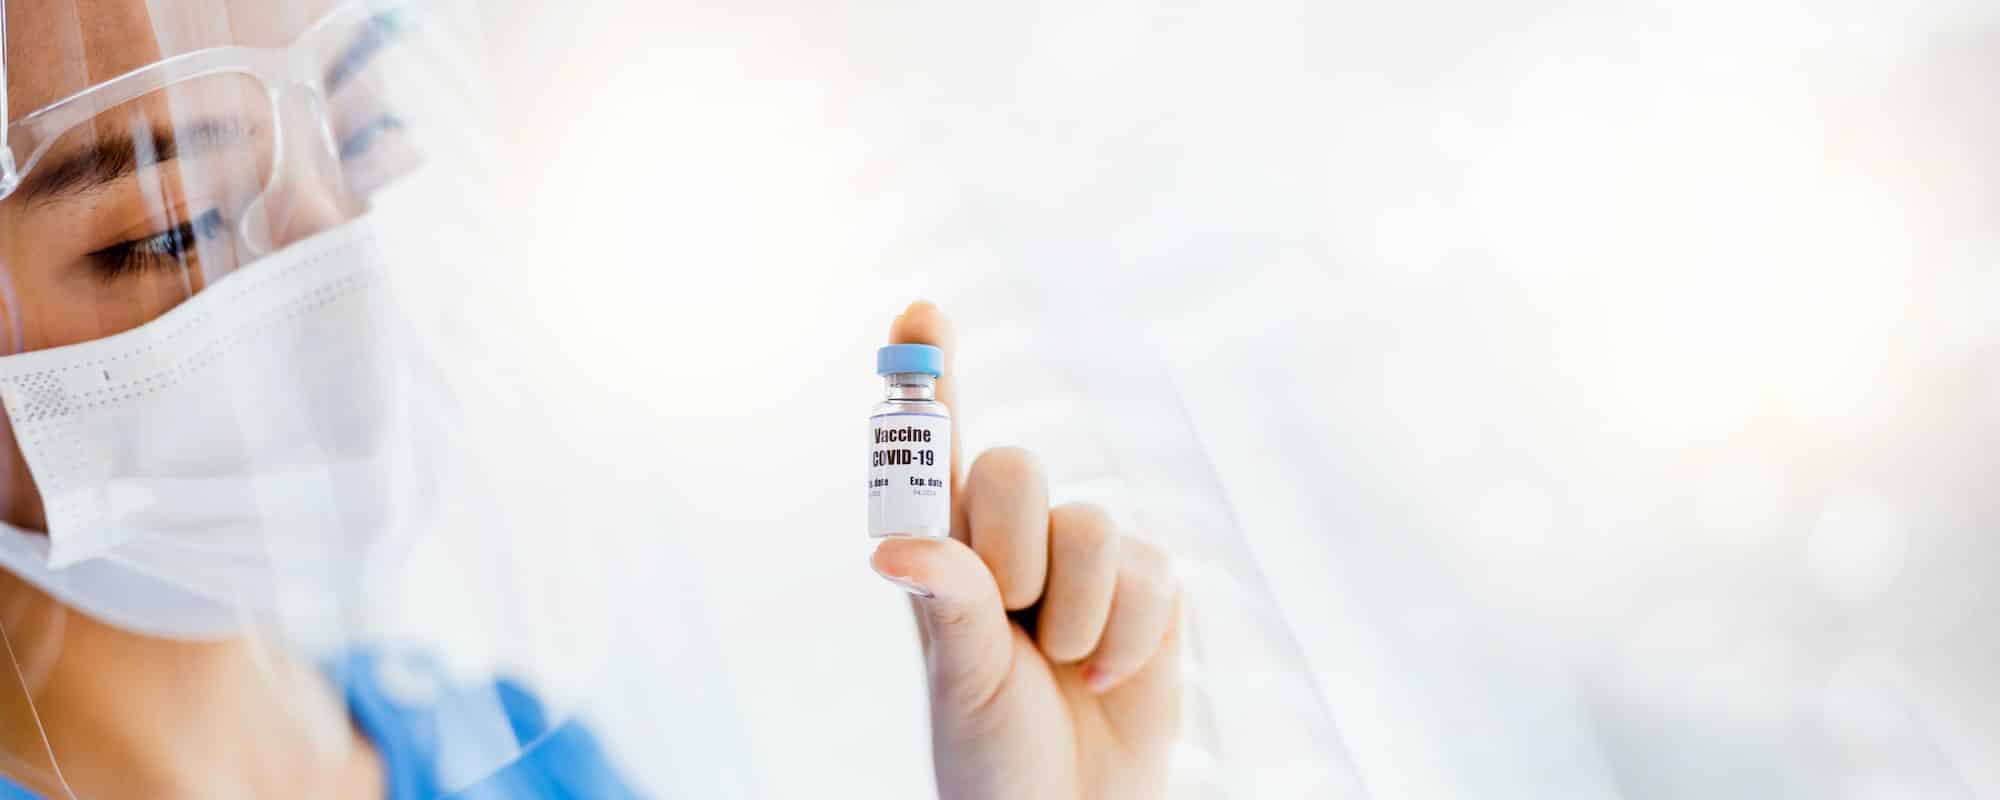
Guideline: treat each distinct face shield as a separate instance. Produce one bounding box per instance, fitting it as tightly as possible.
[0,1,634,795]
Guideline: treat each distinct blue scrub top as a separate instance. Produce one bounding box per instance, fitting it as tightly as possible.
[0,649,639,800]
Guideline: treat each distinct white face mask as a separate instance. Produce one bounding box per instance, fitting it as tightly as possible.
[0,215,443,640]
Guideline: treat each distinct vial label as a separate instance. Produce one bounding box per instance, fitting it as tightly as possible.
[868,412,951,537]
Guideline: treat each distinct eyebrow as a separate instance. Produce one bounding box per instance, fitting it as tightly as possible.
[14,117,251,207]
[324,11,405,94]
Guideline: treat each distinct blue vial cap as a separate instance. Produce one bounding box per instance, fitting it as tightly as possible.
[877,344,943,377]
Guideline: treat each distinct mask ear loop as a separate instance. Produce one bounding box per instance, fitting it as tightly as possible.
[0,609,79,800]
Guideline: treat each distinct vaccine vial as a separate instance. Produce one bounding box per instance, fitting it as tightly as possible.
[869,344,952,538]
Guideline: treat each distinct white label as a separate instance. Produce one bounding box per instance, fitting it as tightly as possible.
[869,413,951,537]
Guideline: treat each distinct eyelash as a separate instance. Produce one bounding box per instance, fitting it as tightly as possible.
[85,208,228,282]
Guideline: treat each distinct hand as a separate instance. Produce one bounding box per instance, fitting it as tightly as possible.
[870,302,1185,800]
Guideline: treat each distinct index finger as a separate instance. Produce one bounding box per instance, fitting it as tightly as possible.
[888,301,965,538]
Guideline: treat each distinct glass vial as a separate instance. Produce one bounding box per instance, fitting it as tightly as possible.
[869,344,951,538]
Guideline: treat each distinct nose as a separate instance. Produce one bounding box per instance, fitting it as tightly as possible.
[240,88,362,254]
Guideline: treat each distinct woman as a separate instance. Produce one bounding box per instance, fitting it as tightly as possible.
[0,1,1184,797]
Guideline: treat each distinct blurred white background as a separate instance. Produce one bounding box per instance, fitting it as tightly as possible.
[462,1,2000,797]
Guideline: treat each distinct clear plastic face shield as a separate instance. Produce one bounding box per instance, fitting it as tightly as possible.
[0,1,622,795]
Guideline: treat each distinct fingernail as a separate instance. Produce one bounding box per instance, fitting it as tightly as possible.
[880,574,933,598]
[1083,664,1119,694]
[870,563,933,598]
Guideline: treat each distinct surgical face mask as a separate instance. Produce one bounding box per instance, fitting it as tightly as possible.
[0,213,442,641]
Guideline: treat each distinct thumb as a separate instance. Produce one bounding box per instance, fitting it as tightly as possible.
[871,537,1012,703]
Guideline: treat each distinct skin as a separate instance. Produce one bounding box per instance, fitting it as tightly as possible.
[0,3,1184,797]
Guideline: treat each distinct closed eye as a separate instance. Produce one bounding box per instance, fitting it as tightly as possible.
[83,208,228,283]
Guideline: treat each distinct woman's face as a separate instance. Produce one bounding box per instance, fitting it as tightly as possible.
[0,0,382,530]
